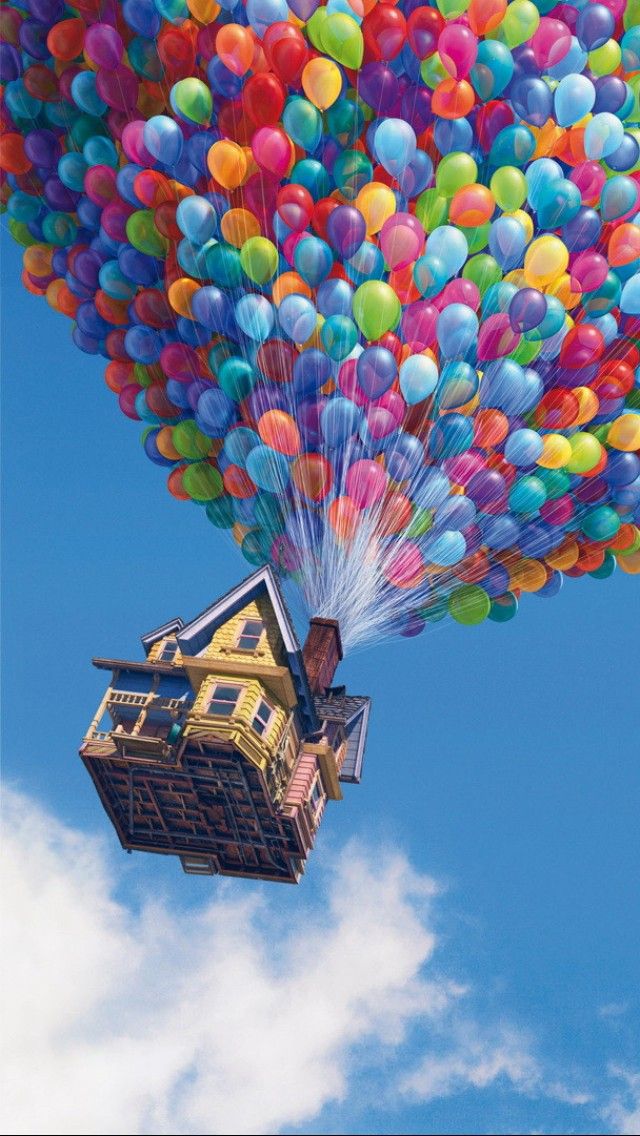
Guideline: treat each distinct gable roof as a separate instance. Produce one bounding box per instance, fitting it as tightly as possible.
[141,617,184,653]
[141,567,318,736]
[314,687,371,784]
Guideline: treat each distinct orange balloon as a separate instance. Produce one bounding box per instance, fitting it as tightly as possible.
[473,408,509,447]
[220,207,261,248]
[617,547,640,574]
[155,426,182,460]
[292,453,333,502]
[608,223,640,267]
[272,271,312,306]
[449,184,495,227]
[215,24,255,76]
[509,558,547,592]
[431,78,475,119]
[167,466,190,501]
[546,540,579,570]
[328,496,361,541]
[207,140,248,189]
[95,290,130,325]
[258,409,301,456]
[572,386,599,425]
[468,0,506,33]
[46,279,79,317]
[168,277,200,318]
[23,244,54,277]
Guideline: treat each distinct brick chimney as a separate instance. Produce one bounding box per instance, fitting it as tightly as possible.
[302,618,343,695]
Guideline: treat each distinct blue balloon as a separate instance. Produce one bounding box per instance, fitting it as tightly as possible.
[426,226,468,277]
[554,73,595,127]
[504,428,544,467]
[374,118,417,177]
[143,116,183,167]
[196,388,236,437]
[246,444,291,492]
[321,398,362,446]
[278,294,318,342]
[176,196,217,245]
[399,354,438,405]
[489,215,527,271]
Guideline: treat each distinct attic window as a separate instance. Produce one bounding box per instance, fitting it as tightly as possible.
[207,684,243,717]
[236,619,264,651]
[252,698,274,738]
[159,639,179,661]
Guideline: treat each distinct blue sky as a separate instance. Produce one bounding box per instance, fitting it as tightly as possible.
[2,232,639,1136]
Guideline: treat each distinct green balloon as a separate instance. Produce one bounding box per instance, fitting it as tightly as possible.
[406,507,434,538]
[511,337,541,365]
[420,52,448,90]
[240,236,278,284]
[415,189,449,233]
[448,585,491,626]
[436,152,478,198]
[126,210,168,258]
[172,78,212,125]
[466,223,490,254]
[7,218,36,247]
[321,13,363,69]
[172,419,211,460]
[462,253,502,296]
[490,0,540,48]
[490,166,527,212]
[353,281,401,340]
[306,7,329,51]
[182,462,223,502]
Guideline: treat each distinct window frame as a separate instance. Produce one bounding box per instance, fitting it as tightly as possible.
[205,682,244,718]
[234,618,265,653]
[159,639,179,662]
[251,696,275,738]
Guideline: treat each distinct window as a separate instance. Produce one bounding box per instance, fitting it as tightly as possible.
[252,698,274,737]
[310,777,324,810]
[159,639,179,661]
[236,619,264,651]
[206,684,242,716]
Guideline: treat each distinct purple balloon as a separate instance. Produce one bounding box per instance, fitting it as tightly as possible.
[466,470,506,508]
[23,129,61,169]
[357,347,398,399]
[326,205,366,260]
[358,63,401,116]
[508,288,547,332]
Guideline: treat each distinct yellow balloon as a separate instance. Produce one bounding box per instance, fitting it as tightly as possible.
[168,277,199,319]
[207,140,247,189]
[608,413,640,452]
[536,433,572,469]
[301,57,342,110]
[510,558,547,592]
[186,0,220,21]
[565,431,603,473]
[524,235,569,287]
[220,207,261,248]
[503,268,528,289]
[355,182,397,235]
[545,272,580,309]
[573,387,599,425]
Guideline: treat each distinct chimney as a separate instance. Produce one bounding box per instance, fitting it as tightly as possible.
[302,618,343,695]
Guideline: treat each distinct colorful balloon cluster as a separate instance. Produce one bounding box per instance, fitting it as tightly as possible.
[2,0,640,643]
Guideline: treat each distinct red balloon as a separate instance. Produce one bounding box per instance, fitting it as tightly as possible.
[262,23,309,84]
[407,8,443,60]
[363,6,407,62]
[559,323,605,368]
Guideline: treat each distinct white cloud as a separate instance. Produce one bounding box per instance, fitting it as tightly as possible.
[0,786,461,1136]
[0,787,614,1136]
[603,1067,640,1136]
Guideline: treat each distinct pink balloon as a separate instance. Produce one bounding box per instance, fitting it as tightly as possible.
[383,541,425,587]
[401,300,438,351]
[251,127,292,178]
[345,459,388,508]
[443,451,486,486]
[433,278,481,311]
[570,251,609,292]
[380,213,425,271]
[477,313,520,361]
[530,17,572,69]
[122,120,154,166]
[338,358,369,406]
[570,161,607,204]
[437,25,478,80]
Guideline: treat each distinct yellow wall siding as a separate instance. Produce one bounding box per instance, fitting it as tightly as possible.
[147,637,182,665]
[198,598,286,667]
[186,672,290,770]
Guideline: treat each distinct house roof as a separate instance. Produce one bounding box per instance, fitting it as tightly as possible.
[142,567,319,737]
[314,687,371,784]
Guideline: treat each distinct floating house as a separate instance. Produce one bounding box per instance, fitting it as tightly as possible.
[80,567,370,883]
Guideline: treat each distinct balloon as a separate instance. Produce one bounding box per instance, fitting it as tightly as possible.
[1,0,637,648]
